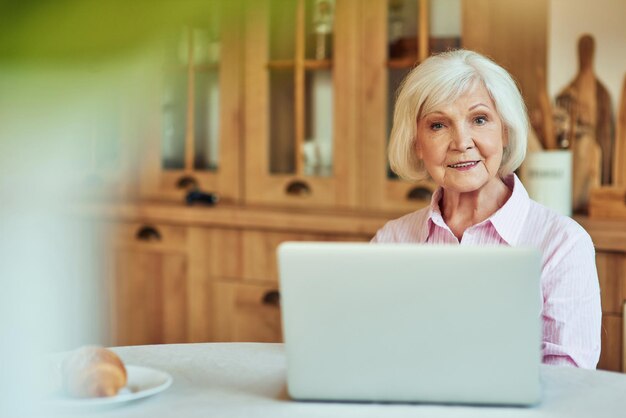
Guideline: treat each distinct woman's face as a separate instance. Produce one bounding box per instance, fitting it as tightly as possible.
[415,82,506,194]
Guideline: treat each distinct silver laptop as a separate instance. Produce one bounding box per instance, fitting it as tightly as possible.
[277,242,542,406]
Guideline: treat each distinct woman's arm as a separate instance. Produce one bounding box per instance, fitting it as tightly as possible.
[541,232,602,369]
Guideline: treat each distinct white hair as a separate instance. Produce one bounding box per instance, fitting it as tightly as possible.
[388,49,529,181]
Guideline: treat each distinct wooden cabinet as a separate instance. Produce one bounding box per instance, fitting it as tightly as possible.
[595,251,626,371]
[360,0,548,213]
[208,227,369,342]
[360,0,459,213]
[244,0,360,209]
[98,0,626,374]
[577,216,626,372]
[213,281,283,342]
[111,222,189,346]
[139,1,243,204]
[104,206,626,374]
[105,208,377,346]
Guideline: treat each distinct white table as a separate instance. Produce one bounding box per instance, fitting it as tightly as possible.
[55,343,626,417]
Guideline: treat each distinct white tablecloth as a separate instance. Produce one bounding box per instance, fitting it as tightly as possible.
[54,343,626,418]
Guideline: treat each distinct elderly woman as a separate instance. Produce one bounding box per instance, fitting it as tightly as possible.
[372,50,601,369]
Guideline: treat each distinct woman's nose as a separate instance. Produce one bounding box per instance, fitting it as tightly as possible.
[450,125,475,151]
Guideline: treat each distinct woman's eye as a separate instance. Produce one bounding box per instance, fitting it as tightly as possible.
[430,122,444,130]
[474,116,487,125]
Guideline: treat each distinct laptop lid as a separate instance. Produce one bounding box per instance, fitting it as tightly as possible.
[277,242,542,406]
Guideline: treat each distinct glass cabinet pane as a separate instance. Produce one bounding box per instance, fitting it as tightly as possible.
[304,69,333,177]
[429,0,461,53]
[388,0,419,60]
[162,68,187,170]
[270,0,297,60]
[161,22,222,173]
[269,69,296,174]
[194,69,220,171]
[306,0,335,60]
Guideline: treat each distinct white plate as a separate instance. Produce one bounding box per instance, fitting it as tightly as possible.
[49,365,173,408]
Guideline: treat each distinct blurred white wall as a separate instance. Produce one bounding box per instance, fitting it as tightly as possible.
[0,53,156,417]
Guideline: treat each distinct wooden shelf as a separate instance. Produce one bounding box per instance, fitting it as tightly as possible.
[303,59,332,70]
[266,60,295,70]
[387,57,418,69]
[266,59,333,70]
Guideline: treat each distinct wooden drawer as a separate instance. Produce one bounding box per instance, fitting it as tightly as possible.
[596,252,626,315]
[213,281,283,343]
[114,221,187,253]
[240,230,331,283]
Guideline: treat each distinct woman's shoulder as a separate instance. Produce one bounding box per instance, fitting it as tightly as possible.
[371,206,431,243]
[524,199,592,248]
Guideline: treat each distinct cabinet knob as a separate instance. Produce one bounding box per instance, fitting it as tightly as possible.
[285,180,312,197]
[406,186,433,201]
[261,290,281,307]
[186,190,219,206]
[176,175,199,190]
[135,225,162,242]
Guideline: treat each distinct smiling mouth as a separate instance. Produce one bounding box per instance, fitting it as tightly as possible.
[448,160,480,169]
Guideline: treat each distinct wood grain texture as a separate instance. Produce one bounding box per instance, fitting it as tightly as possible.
[138,0,243,204]
[113,249,187,346]
[595,252,626,315]
[598,314,623,372]
[418,0,429,61]
[556,35,614,188]
[572,132,602,213]
[462,0,547,117]
[244,0,358,209]
[186,227,216,342]
[535,67,554,149]
[213,281,283,342]
[358,0,387,210]
[295,0,305,176]
[588,187,626,221]
[615,74,626,187]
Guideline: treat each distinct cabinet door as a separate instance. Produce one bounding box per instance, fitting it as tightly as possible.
[596,251,626,371]
[213,281,283,342]
[462,0,547,117]
[598,314,623,372]
[112,223,188,346]
[244,0,359,209]
[140,1,243,204]
[360,0,460,212]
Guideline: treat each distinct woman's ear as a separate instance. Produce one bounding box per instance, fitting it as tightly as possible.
[502,126,509,148]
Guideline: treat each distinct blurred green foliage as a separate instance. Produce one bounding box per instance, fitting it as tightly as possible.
[0,0,227,63]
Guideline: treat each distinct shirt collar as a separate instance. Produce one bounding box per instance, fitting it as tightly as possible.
[420,174,530,245]
[488,174,531,245]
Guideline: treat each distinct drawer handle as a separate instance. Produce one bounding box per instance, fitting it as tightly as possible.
[285,180,311,197]
[186,190,219,206]
[261,290,281,307]
[136,225,162,242]
[176,175,199,190]
[406,186,432,201]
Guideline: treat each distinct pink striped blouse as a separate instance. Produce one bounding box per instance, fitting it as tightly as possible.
[372,174,602,369]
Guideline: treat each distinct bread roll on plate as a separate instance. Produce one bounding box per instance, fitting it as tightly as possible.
[62,346,127,398]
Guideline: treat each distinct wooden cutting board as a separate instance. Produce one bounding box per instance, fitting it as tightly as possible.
[556,34,615,212]
[535,67,555,149]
